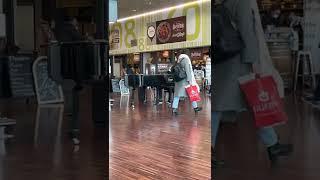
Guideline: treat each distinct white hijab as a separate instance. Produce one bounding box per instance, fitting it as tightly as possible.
[251,0,285,98]
[178,54,199,89]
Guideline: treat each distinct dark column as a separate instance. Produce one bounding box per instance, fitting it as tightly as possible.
[96,0,105,40]
[3,0,15,45]
[138,53,146,102]
[91,0,108,127]
[33,0,42,56]
[111,56,114,77]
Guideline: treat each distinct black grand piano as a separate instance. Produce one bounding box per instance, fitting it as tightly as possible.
[125,73,175,106]
[48,40,108,139]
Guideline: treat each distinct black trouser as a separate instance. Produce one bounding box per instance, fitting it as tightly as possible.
[157,89,163,102]
[71,84,83,138]
[130,88,135,105]
[168,88,173,103]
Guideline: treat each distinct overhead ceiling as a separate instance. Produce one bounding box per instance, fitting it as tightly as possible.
[118,0,199,19]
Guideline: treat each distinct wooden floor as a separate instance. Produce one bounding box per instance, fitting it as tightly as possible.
[2,90,320,180]
[215,95,320,180]
[109,93,211,180]
[0,90,106,180]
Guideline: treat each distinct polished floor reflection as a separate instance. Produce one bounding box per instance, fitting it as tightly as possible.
[215,95,320,180]
[109,92,211,179]
[0,90,106,180]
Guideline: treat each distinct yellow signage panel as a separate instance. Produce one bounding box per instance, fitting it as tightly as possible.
[109,0,211,55]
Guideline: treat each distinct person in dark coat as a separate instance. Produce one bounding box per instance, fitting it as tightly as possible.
[212,0,293,167]
[54,17,84,42]
[262,4,286,29]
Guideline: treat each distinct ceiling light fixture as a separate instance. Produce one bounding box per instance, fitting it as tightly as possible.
[116,0,210,22]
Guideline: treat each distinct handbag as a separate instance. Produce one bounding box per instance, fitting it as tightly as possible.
[239,74,288,128]
[213,0,244,64]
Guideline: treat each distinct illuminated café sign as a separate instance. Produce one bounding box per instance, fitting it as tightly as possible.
[156,16,186,44]
[191,49,203,60]
[147,16,186,45]
[109,0,211,55]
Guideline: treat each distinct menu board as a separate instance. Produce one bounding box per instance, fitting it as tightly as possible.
[111,79,120,93]
[34,104,64,146]
[33,56,64,104]
[119,79,129,95]
[8,56,35,97]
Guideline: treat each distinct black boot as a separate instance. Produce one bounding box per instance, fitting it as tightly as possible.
[212,147,224,168]
[194,107,203,114]
[213,159,225,168]
[267,143,293,162]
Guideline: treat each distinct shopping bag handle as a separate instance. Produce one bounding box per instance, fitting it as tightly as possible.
[252,64,261,79]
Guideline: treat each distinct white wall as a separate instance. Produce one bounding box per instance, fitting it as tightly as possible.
[15,5,34,53]
[143,53,151,74]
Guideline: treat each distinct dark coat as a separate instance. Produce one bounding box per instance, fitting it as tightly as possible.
[54,23,83,42]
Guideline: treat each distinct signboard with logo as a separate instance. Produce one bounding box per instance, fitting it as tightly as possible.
[109,0,211,55]
[156,16,186,44]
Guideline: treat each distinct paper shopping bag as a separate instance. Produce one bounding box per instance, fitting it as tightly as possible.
[239,74,288,128]
[185,85,201,102]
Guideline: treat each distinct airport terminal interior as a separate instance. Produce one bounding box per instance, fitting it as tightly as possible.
[0,0,320,180]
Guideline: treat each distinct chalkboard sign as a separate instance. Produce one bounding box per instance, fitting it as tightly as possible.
[111,79,120,93]
[33,56,64,104]
[119,79,130,95]
[8,56,35,97]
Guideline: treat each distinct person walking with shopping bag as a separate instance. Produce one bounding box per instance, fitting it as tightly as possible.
[171,50,202,115]
[212,0,293,168]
